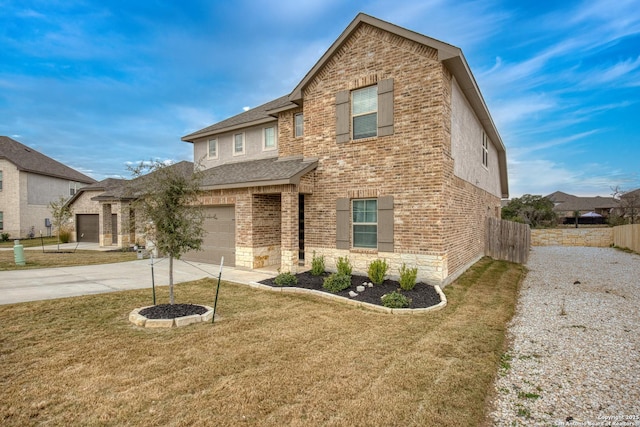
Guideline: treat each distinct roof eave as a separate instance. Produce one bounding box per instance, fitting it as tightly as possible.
[182,117,278,143]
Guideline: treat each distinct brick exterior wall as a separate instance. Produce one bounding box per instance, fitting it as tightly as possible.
[191,21,503,284]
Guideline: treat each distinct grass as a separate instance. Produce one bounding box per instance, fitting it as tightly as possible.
[0,236,61,248]
[0,257,525,426]
[0,250,137,270]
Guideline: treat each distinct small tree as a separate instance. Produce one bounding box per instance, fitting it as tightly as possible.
[129,161,205,304]
[501,194,556,228]
[611,186,640,225]
[49,196,73,249]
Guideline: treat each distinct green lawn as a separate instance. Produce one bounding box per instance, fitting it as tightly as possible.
[0,257,525,426]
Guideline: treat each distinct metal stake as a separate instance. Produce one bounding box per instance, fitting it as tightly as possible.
[212,256,224,323]
[151,252,156,305]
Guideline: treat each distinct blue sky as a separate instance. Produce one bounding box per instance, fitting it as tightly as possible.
[1,0,639,198]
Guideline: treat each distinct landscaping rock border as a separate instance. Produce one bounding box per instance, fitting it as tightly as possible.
[248,281,447,314]
[129,305,215,328]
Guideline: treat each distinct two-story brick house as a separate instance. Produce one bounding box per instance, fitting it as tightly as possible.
[181,13,508,286]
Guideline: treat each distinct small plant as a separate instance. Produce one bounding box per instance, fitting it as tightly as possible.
[310,251,325,276]
[559,298,567,316]
[336,256,352,276]
[0,232,9,242]
[381,291,411,308]
[367,259,389,285]
[58,228,72,244]
[322,273,351,293]
[398,263,418,291]
[274,271,298,287]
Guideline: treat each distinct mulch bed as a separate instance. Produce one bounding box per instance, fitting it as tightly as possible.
[140,304,207,319]
[259,271,442,309]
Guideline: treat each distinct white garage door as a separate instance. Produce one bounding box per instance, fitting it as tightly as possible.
[183,206,235,266]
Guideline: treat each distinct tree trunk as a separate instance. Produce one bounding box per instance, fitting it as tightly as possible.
[169,255,174,304]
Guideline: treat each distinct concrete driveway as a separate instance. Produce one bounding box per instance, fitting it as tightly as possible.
[0,257,276,305]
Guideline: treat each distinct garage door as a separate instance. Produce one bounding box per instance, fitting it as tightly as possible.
[183,206,235,266]
[76,214,99,242]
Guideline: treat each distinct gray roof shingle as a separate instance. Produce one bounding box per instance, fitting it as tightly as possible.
[0,136,96,183]
[181,96,296,141]
[200,157,317,189]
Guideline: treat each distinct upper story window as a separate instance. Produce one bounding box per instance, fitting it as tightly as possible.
[263,126,277,150]
[233,133,245,155]
[208,138,218,159]
[294,113,304,137]
[352,86,378,140]
[482,132,489,168]
[69,181,80,196]
[336,79,393,144]
[0,170,3,191]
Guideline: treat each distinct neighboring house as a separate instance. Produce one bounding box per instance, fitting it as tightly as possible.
[546,191,618,224]
[65,177,128,245]
[180,13,509,286]
[66,161,194,248]
[0,136,96,238]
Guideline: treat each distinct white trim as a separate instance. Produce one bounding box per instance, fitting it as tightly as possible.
[294,113,304,138]
[351,85,378,140]
[233,132,245,156]
[262,126,278,151]
[482,131,489,169]
[351,198,378,249]
[207,138,219,159]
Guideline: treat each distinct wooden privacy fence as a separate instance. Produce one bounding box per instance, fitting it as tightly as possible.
[485,217,531,264]
[613,224,640,253]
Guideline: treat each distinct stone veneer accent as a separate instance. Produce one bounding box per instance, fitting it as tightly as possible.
[531,228,614,247]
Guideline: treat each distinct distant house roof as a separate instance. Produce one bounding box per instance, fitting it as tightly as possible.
[66,177,128,206]
[181,96,295,142]
[0,136,96,184]
[545,191,618,213]
[92,161,194,201]
[200,157,318,190]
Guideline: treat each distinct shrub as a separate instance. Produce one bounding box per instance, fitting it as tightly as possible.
[0,232,9,242]
[310,251,325,276]
[381,291,411,308]
[336,256,352,276]
[58,228,72,244]
[322,273,351,293]
[398,263,418,291]
[367,259,389,285]
[274,271,298,287]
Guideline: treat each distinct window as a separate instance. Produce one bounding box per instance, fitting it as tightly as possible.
[263,126,276,150]
[233,133,245,155]
[208,139,218,159]
[336,79,393,143]
[0,211,3,230]
[294,113,304,137]
[69,181,80,196]
[0,170,3,191]
[482,132,489,168]
[352,86,378,140]
[352,199,378,248]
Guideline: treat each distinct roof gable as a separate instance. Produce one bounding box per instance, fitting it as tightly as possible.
[0,136,96,183]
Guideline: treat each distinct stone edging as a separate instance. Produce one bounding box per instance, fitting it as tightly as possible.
[129,305,214,328]
[246,282,447,314]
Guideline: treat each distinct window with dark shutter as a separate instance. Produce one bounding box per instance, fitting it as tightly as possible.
[335,79,394,143]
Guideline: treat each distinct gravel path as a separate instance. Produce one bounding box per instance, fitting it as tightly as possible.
[489,246,640,426]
